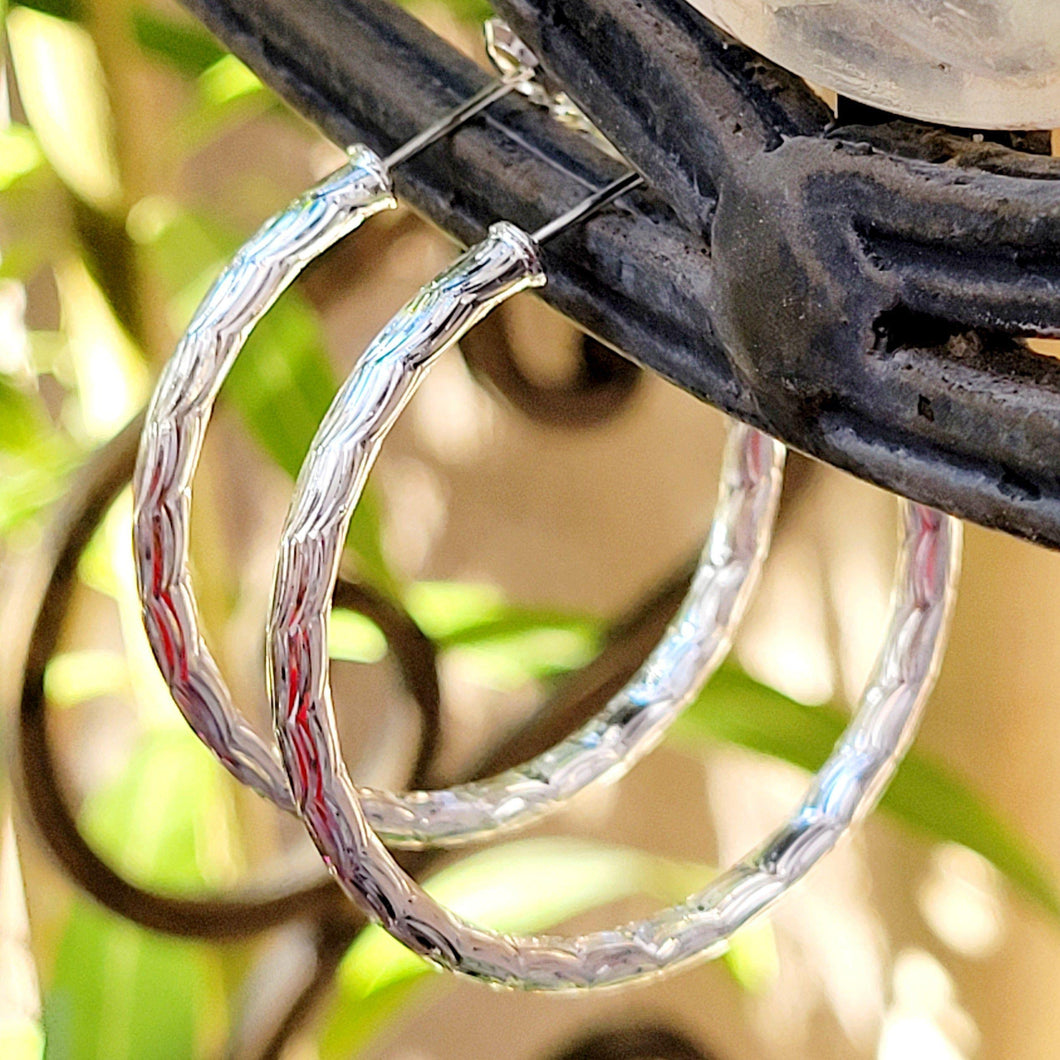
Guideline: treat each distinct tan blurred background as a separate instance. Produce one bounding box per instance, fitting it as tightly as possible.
[2,2,1060,1058]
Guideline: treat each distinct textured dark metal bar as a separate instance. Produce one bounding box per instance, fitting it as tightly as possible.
[495,0,1060,549]
[179,0,1060,547]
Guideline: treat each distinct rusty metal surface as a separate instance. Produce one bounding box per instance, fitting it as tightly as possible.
[180,0,1060,547]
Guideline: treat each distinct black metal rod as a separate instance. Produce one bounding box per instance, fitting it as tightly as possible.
[179,0,1060,549]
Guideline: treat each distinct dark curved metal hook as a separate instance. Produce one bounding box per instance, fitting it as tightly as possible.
[15,419,442,939]
[546,1024,719,1060]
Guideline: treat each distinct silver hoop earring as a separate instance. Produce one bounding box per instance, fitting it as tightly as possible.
[265,207,961,982]
[131,67,533,809]
[133,74,785,845]
[265,175,795,852]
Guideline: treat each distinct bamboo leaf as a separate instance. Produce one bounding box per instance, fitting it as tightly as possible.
[43,729,236,1058]
[8,0,83,22]
[44,649,129,709]
[329,610,388,665]
[0,1019,44,1060]
[6,6,121,211]
[180,55,275,149]
[44,904,224,1060]
[403,580,601,687]
[0,380,82,532]
[130,9,225,78]
[0,124,45,191]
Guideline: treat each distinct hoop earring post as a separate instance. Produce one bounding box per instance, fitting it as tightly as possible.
[531,171,644,243]
[383,72,533,170]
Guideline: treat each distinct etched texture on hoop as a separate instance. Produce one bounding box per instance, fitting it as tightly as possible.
[271,491,960,988]
[132,147,396,811]
[362,424,784,845]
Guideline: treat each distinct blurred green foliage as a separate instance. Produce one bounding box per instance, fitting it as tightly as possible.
[1,2,1057,1058]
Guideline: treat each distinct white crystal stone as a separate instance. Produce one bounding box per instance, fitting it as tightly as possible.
[686,0,1060,129]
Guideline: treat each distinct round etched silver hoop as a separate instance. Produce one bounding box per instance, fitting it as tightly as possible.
[132,63,539,809]
[133,165,784,846]
[271,326,960,988]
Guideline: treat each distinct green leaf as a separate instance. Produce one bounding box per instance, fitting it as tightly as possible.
[330,590,597,670]
[225,290,337,477]
[0,382,82,533]
[672,663,1060,919]
[7,6,121,211]
[446,626,600,690]
[401,582,601,689]
[0,1017,44,1060]
[44,902,224,1060]
[0,449,81,533]
[390,583,603,690]
[198,54,263,107]
[0,378,51,451]
[9,0,83,21]
[44,649,128,708]
[401,0,493,24]
[56,258,149,444]
[130,9,225,78]
[43,728,236,1058]
[180,55,275,149]
[79,730,240,892]
[723,920,779,994]
[404,580,601,648]
[403,580,506,638]
[220,284,396,586]
[329,610,388,665]
[435,609,601,651]
[0,124,45,191]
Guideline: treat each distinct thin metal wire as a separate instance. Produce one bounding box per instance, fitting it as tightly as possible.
[383,76,530,170]
[531,171,643,242]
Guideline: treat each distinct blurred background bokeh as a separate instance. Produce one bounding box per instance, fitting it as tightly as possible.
[1,2,1060,1058]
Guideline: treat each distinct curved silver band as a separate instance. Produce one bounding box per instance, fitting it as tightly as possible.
[133,146,395,811]
[266,220,786,848]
